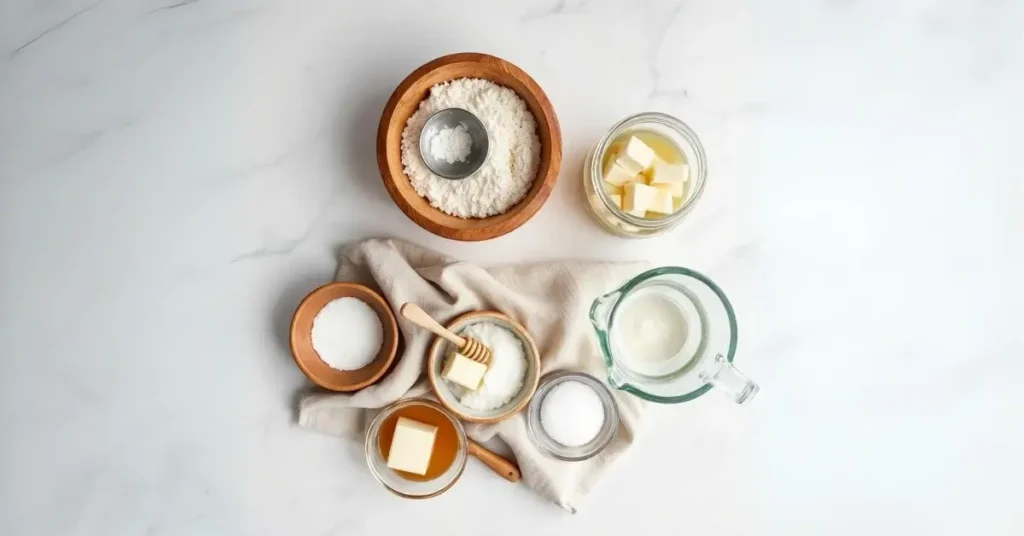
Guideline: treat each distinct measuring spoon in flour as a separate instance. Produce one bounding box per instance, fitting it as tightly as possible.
[419,108,489,179]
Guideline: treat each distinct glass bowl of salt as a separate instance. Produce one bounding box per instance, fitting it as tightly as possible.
[526,371,619,462]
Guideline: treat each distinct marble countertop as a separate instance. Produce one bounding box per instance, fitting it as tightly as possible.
[1,0,1022,534]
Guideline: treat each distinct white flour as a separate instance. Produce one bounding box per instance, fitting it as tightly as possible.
[401,78,541,218]
[427,124,472,164]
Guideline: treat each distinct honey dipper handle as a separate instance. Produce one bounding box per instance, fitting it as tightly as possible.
[468,440,521,483]
[399,303,466,347]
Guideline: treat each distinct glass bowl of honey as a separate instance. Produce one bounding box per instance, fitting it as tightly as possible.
[364,398,468,499]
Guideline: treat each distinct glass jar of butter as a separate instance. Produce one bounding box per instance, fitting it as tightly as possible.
[582,112,707,238]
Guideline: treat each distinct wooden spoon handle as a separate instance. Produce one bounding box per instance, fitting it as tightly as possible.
[399,303,465,347]
[468,440,521,483]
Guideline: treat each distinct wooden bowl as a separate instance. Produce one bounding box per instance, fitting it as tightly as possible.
[426,310,541,423]
[377,52,562,242]
[290,282,399,391]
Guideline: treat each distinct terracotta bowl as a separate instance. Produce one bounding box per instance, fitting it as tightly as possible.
[427,310,541,423]
[377,52,563,242]
[290,282,399,391]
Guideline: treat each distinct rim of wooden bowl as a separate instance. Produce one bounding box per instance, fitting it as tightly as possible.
[377,52,563,242]
[290,282,399,392]
[426,310,541,423]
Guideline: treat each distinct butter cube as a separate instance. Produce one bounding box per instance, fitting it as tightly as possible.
[442,352,488,390]
[623,182,660,217]
[602,181,623,195]
[603,161,637,186]
[609,193,622,209]
[616,136,656,175]
[648,185,675,215]
[387,417,437,475]
[649,161,689,198]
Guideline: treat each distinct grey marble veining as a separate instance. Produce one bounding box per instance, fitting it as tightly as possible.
[1,0,1022,535]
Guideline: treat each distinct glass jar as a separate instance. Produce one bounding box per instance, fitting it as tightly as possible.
[582,112,707,238]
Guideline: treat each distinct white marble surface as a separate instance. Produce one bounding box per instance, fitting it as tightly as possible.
[1,0,1023,534]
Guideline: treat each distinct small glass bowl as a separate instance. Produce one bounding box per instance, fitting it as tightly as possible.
[582,112,707,238]
[526,371,620,461]
[364,399,468,499]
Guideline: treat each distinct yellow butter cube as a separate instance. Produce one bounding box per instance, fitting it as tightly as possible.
[616,136,656,175]
[603,161,638,186]
[387,417,437,475]
[442,352,488,390]
[623,182,660,217]
[602,181,623,195]
[648,185,675,215]
[648,161,689,198]
[609,193,622,209]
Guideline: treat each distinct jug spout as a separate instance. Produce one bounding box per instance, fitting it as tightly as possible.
[699,354,759,404]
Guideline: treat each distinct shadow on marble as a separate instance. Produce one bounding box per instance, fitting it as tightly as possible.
[270,270,334,364]
[329,57,414,208]
[558,141,590,224]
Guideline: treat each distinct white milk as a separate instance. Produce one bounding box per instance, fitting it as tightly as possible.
[609,285,703,377]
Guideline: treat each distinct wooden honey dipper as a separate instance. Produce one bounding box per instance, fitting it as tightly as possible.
[399,303,492,366]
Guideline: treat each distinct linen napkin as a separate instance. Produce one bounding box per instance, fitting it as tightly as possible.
[297,238,650,512]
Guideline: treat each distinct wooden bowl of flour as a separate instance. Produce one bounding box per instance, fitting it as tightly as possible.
[377,53,562,242]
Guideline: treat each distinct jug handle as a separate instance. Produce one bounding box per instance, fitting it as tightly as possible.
[699,354,759,404]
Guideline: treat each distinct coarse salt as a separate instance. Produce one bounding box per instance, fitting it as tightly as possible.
[540,381,605,447]
[427,124,473,164]
[446,322,527,411]
[310,297,382,371]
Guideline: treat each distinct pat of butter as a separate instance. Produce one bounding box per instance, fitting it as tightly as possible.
[609,193,622,209]
[615,136,656,175]
[648,185,675,215]
[603,161,638,186]
[623,182,660,217]
[442,352,488,390]
[602,181,623,195]
[387,417,437,475]
[648,161,689,198]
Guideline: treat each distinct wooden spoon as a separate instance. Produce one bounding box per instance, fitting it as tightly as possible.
[399,303,492,365]
[468,440,521,483]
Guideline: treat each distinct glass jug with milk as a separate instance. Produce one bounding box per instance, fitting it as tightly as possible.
[589,267,759,404]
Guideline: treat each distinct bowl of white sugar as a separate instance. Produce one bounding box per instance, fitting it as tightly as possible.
[525,371,620,462]
[377,52,562,242]
[426,310,541,423]
[290,282,399,391]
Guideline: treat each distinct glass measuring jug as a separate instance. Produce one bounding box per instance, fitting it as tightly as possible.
[589,267,759,404]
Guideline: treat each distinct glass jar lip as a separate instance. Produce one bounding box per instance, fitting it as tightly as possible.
[593,266,738,404]
[590,112,708,229]
[364,398,469,499]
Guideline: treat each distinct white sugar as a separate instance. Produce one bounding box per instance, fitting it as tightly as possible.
[540,381,605,447]
[310,297,382,371]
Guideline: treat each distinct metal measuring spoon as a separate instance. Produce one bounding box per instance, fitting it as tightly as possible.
[418,108,489,180]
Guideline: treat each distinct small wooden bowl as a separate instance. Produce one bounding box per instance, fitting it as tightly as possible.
[290,282,399,391]
[377,52,563,242]
[427,310,541,423]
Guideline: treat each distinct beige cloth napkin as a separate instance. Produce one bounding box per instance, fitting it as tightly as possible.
[297,238,650,512]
